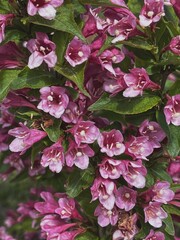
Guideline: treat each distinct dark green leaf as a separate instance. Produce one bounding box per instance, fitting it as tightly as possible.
[31,141,45,167]
[145,170,155,188]
[163,205,180,217]
[0,29,26,45]
[151,164,172,183]
[116,38,155,51]
[89,93,161,115]
[127,0,144,16]
[167,125,180,157]
[163,214,175,236]
[44,119,62,142]
[168,80,180,96]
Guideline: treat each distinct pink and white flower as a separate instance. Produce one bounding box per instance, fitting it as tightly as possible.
[144,229,165,240]
[37,86,69,118]
[65,37,91,67]
[98,158,123,179]
[26,32,57,69]
[164,94,180,126]
[0,14,14,43]
[61,102,81,124]
[97,129,125,157]
[168,35,180,55]
[152,181,175,204]
[27,0,64,20]
[144,202,168,228]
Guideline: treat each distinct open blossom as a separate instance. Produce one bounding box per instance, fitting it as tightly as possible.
[152,181,175,204]
[65,37,91,67]
[168,158,180,183]
[65,140,94,170]
[144,202,168,228]
[164,94,180,126]
[69,120,100,146]
[91,177,116,210]
[8,123,47,155]
[123,68,160,97]
[37,86,69,118]
[139,120,166,148]
[27,0,64,20]
[61,102,81,124]
[0,14,14,43]
[41,141,64,173]
[115,186,137,211]
[97,129,125,157]
[98,158,123,179]
[139,0,165,27]
[144,230,165,240]
[26,32,57,69]
[94,204,119,227]
[168,35,180,55]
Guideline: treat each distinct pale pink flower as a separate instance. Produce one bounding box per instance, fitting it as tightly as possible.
[97,129,125,157]
[26,32,57,69]
[98,158,123,179]
[91,177,116,210]
[37,86,69,118]
[65,37,91,67]
[0,226,16,240]
[152,181,175,204]
[144,202,168,228]
[168,158,180,183]
[164,94,180,126]
[110,0,127,7]
[139,0,165,27]
[41,141,64,173]
[0,14,14,43]
[27,0,64,20]
[168,35,180,55]
[115,186,137,211]
[94,204,119,227]
[123,68,160,97]
[61,102,81,124]
[144,229,165,240]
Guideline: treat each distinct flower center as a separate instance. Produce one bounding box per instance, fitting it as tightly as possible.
[31,0,50,8]
[125,193,130,198]
[78,51,84,57]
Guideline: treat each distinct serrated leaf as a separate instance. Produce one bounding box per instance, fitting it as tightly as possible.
[89,93,161,115]
[45,119,62,142]
[28,5,85,41]
[163,214,175,236]
[163,205,180,217]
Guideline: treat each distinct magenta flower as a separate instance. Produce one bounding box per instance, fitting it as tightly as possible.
[115,186,137,211]
[27,0,64,20]
[110,0,127,7]
[26,32,57,69]
[168,35,180,55]
[144,202,168,228]
[123,68,160,97]
[164,94,180,126]
[65,37,91,67]
[61,102,81,124]
[126,136,154,160]
[121,160,147,188]
[97,129,125,157]
[0,227,16,240]
[91,177,116,210]
[139,0,165,27]
[99,48,125,75]
[8,123,47,155]
[152,181,175,204]
[65,139,94,170]
[69,120,100,146]
[0,14,14,43]
[41,141,65,173]
[94,204,119,227]
[139,120,166,148]
[171,0,180,19]
[37,86,69,118]
[168,158,180,183]
[144,230,165,240]
[98,158,123,179]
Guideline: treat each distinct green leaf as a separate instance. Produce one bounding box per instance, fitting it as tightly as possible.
[145,170,155,188]
[0,70,21,102]
[170,183,180,192]
[168,80,180,96]
[79,0,121,6]
[0,29,26,45]
[76,231,99,240]
[88,93,161,115]
[28,5,85,41]
[151,164,172,183]
[44,119,62,142]
[66,167,94,198]
[55,62,90,97]
[163,205,180,217]
[127,0,144,16]
[167,125,180,157]
[0,1,10,13]
[31,141,45,167]
[163,214,175,236]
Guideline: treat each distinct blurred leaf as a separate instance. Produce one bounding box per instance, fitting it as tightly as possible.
[168,80,180,95]
[79,0,120,6]
[76,231,99,240]
[163,205,180,217]
[127,0,144,15]
[31,141,45,167]
[0,0,10,13]
[45,119,62,142]
[151,163,172,183]
[163,214,175,236]
[170,183,180,192]
[0,29,26,45]
[167,125,180,157]
[89,93,161,115]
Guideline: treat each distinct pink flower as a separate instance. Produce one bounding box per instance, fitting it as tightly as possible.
[171,0,180,19]
[164,94,180,126]
[110,0,127,7]
[27,0,63,20]
[168,158,180,183]
[65,37,91,67]
[61,102,81,124]
[91,177,116,210]
[169,35,180,55]
[98,158,123,179]
[152,181,175,204]
[99,48,125,75]
[69,120,100,146]
[41,141,65,173]
[144,202,168,228]
[139,0,165,27]
[37,86,69,118]
[8,123,47,155]
[97,129,125,157]
[94,204,119,227]
[144,229,165,240]
[0,14,14,43]
[26,32,57,69]
[121,160,147,188]
[0,227,16,240]
[65,139,94,170]
[115,186,137,211]
[139,120,166,148]
[126,136,154,160]
[123,68,160,97]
